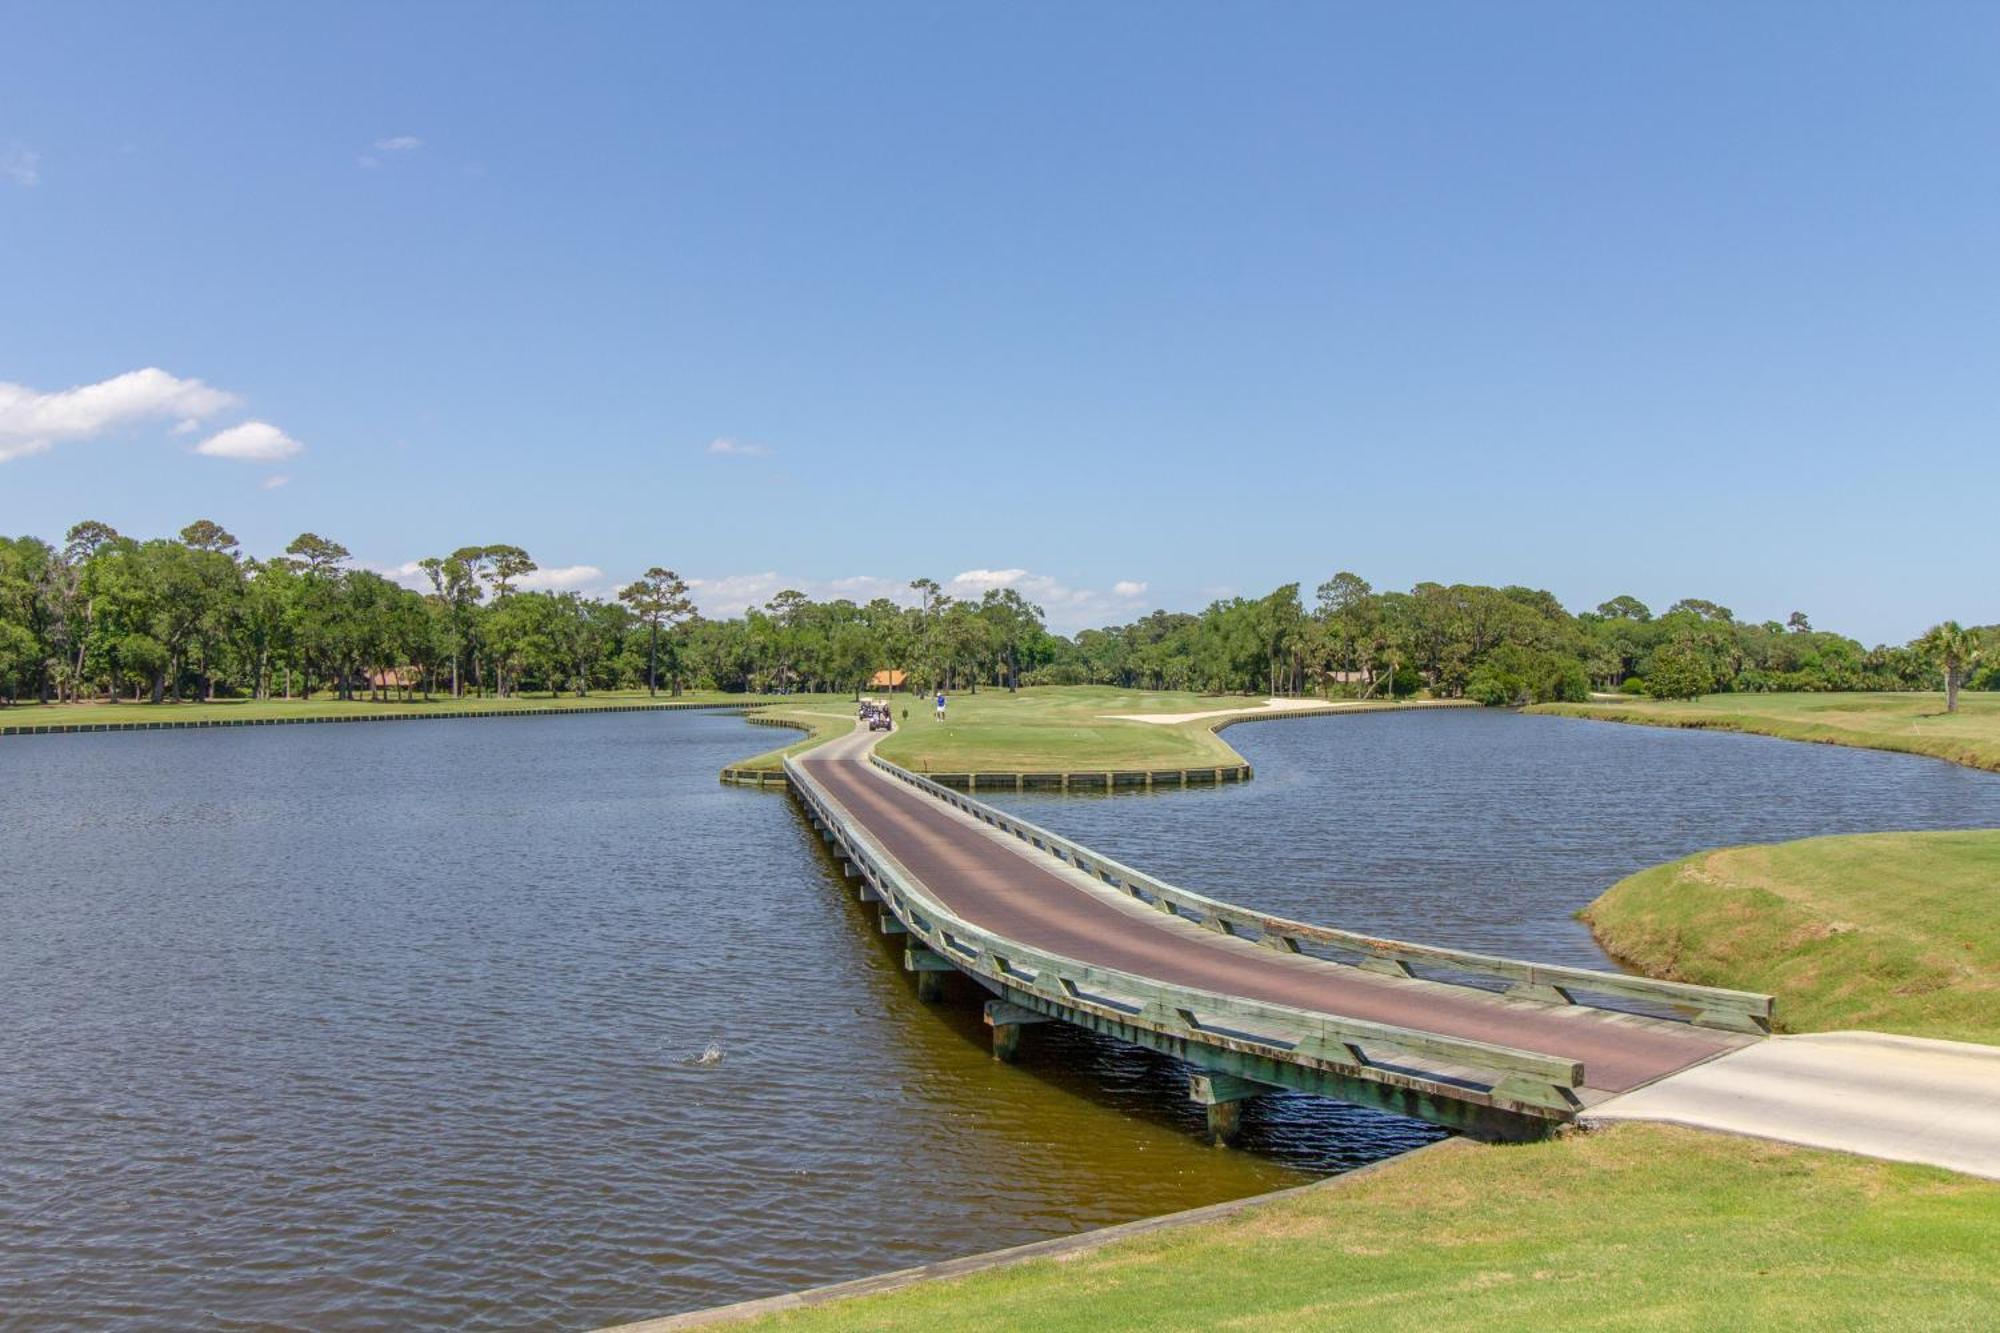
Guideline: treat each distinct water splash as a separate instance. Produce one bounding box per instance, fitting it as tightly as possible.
[687,1041,724,1067]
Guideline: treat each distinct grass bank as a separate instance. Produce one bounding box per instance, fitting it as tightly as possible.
[875,685,1258,771]
[714,1124,1997,1330]
[0,689,785,734]
[1528,691,2000,775]
[864,685,1461,775]
[1583,830,2000,1046]
[723,686,1472,781]
[729,685,1291,779]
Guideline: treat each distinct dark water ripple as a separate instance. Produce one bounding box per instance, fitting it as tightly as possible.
[0,713,1310,1330]
[4,707,1996,1328]
[994,708,2000,970]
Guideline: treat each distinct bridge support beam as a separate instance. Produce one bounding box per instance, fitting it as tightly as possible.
[1189,1071,1280,1147]
[878,912,908,935]
[904,945,955,1002]
[984,1000,1049,1063]
[988,985,1556,1142]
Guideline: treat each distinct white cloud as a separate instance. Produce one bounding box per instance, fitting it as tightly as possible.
[0,367,240,462]
[519,564,604,591]
[3,145,39,187]
[195,420,304,462]
[949,568,1028,592]
[357,137,419,170]
[260,474,291,491]
[950,568,1090,609]
[706,436,771,457]
[946,568,1158,629]
[825,574,909,601]
[686,570,788,611]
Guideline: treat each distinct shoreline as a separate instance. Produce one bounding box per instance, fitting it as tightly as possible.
[610,1117,1999,1330]
[719,695,1478,790]
[1526,696,2000,776]
[0,697,765,737]
[601,1138,1469,1332]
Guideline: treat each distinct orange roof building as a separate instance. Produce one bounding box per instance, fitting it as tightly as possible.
[868,668,908,689]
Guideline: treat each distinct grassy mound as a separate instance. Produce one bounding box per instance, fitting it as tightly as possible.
[733,1125,1999,1330]
[871,685,1257,772]
[1584,830,2000,1045]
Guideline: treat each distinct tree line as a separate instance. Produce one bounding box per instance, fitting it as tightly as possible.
[1050,579,1991,705]
[0,519,1990,707]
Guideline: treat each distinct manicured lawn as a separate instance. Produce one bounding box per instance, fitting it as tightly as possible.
[871,685,1257,773]
[1529,692,2000,774]
[739,1124,2000,1331]
[1584,830,2000,1046]
[856,685,1456,775]
[0,689,786,731]
[731,685,1262,774]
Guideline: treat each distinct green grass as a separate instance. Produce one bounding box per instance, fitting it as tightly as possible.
[1529,691,2000,775]
[728,685,1260,775]
[1583,830,2000,1046]
[742,1124,2000,1331]
[0,689,787,730]
[727,685,1285,776]
[872,685,1257,772]
[854,685,1451,775]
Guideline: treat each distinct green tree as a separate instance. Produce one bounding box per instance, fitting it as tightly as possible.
[1595,595,1652,622]
[178,519,239,554]
[420,553,484,697]
[1918,621,1981,714]
[618,567,694,696]
[977,588,1045,691]
[1645,642,1714,701]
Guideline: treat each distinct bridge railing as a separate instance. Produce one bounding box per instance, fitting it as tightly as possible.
[871,755,1774,1035]
[787,754,1587,1117]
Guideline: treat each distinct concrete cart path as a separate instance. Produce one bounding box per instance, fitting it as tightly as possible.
[1582,1031,2000,1180]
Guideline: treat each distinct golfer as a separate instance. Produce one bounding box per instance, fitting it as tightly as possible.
[934,690,946,722]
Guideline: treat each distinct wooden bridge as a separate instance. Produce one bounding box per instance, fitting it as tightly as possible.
[786,728,1775,1143]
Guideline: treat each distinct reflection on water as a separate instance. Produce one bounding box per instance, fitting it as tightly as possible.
[4,707,1995,1327]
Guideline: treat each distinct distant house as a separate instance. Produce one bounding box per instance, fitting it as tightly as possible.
[868,668,908,690]
[367,667,421,690]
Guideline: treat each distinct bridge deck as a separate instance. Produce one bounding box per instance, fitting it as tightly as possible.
[799,733,1746,1099]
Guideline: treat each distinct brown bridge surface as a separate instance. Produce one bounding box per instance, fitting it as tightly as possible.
[798,731,1747,1101]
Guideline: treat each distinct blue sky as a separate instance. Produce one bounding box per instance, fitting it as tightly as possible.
[3,2,1995,641]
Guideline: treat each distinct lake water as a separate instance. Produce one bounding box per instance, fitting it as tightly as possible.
[3,707,1997,1328]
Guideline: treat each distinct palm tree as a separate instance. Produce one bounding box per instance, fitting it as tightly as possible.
[1918,620,1981,714]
